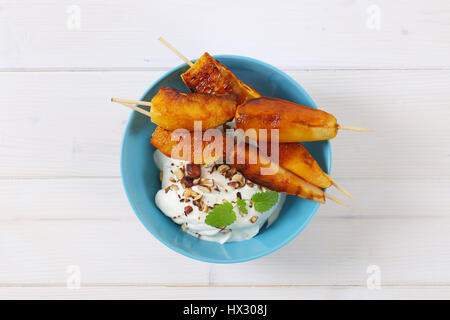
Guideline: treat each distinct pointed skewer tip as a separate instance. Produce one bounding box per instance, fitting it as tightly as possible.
[324,193,349,206]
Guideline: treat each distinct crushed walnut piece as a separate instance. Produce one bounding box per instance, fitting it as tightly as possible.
[217,164,230,175]
[173,167,185,180]
[183,188,199,199]
[164,184,179,193]
[186,163,201,179]
[200,178,214,187]
[184,206,193,216]
[180,176,194,188]
[197,185,211,193]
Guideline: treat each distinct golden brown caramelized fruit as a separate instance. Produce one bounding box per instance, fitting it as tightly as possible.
[150,87,237,131]
[150,126,226,164]
[278,143,332,188]
[232,144,325,203]
[181,52,261,104]
[235,97,338,142]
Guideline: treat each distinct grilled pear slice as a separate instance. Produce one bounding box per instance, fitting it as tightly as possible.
[235,97,338,142]
[278,143,332,188]
[181,52,261,104]
[150,126,226,164]
[150,87,237,131]
[231,144,325,203]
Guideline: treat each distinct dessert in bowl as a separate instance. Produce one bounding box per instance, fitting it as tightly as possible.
[118,51,356,262]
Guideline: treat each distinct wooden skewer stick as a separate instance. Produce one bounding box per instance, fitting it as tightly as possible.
[324,193,348,206]
[118,102,151,117]
[157,37,368,135]
[325,174,353,199]
[338,125,371,132]
[158,37,194,67]
[111,97,152,108]
[111,98,151,117]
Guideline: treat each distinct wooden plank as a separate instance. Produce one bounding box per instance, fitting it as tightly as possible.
[0,71,163,177]
[0,70,449,178]
[1,217,449,285]
[1,178,449,221]
[1,1,450,69]
[1,285,450,299]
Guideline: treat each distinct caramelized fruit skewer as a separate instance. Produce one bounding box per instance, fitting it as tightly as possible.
[112,87,237,131]
[278,143,352,199]
[231,144,341,205]
[158,37,369,136]
[158,37,261,104]
[151,127,350,201]
[235,97,369,142]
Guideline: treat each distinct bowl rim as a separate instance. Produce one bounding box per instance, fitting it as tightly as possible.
[120,54,332,263]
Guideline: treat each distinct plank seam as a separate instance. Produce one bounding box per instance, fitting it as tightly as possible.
[1,283,450,288]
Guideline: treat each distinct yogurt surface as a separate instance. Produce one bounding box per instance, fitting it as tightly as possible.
[154,150,285,243]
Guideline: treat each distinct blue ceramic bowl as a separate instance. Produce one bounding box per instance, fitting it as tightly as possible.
[121,55,331,263]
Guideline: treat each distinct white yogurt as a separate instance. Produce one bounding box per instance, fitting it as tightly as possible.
[154,150,285,243]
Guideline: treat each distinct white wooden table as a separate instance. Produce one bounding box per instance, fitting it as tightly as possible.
[1,0,450,299]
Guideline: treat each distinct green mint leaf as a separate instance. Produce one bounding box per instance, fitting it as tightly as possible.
[251,191,279,213]
[205,202,236,228]
[237,198,248,215]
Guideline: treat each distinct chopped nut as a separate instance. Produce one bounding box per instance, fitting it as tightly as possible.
[250,216,258,223]
[186,163,201,179]
[169,177,176,183]
[193,178,201,185]
[184,206,193,216]
[168,184,179,191]
[231,173,246,187]
[193,199,204,210]
[173,168,185,180]
[180,176,194,188]
[181,223,188,231]
[193,193,203,201]
[247,181,254,188]
[183,188,199,198]
[218,164,230,175]
[198,185,211,193]
[202,206,212,213]
[225,167,237,179]
[227,181,241,189]
[200,178,214,187]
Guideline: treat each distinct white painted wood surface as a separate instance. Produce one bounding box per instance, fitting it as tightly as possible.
[1,0,450,299]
